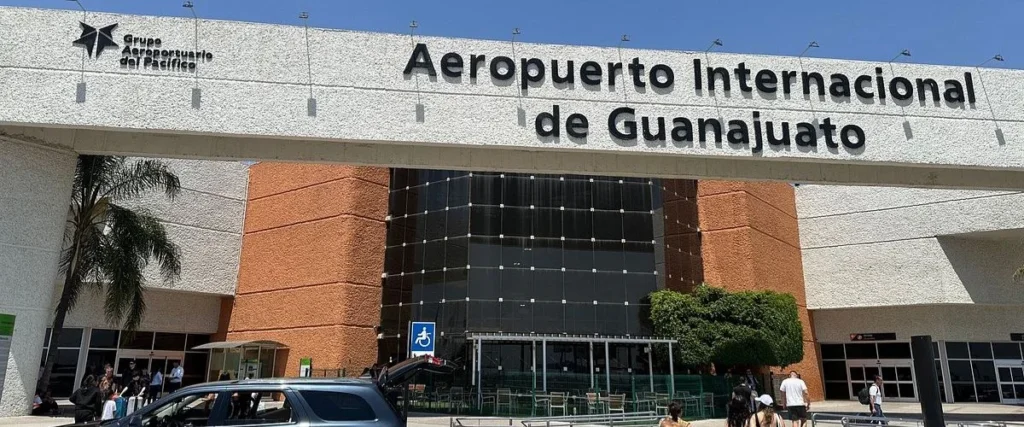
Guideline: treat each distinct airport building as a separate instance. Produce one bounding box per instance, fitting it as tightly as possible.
[2,5,1024,416]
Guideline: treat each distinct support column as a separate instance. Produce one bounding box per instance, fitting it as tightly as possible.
[911,336,946,427]
[589,342,595,390]
[668,343,675,396]
[647,345,654,392]
[541,340,547,392]
[0,139,75,417]
[531,341,537,391]
[604,342,611,395]
[476,339,482,407]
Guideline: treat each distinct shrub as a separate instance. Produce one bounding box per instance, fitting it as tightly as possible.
[649,284,803,368]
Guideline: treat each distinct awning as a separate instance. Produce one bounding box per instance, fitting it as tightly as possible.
[191,340,288,350]
[466,332,675,344]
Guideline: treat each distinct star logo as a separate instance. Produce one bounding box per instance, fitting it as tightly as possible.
[73,22,118,58]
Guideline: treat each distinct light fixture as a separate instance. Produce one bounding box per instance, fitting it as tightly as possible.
[706,38,723,52]
[799,41,819,57]
[978,54,1005,67]
[183,0,197,18]
[890,49,911,62]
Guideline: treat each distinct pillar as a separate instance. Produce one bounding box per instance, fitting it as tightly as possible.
[226,163,389,377]
[0,139,75,416]
[697,181,823,400]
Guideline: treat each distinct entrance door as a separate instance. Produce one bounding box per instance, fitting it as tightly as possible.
[848,360,917,402]
[995,360,1024,405]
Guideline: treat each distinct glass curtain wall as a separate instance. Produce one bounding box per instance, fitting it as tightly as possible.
[378,169,703,385]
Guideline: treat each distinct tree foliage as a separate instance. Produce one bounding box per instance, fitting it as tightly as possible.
[39,155,182,391]
[649,284,803,368]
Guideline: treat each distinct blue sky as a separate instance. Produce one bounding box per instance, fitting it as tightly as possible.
[2,0,1020,68]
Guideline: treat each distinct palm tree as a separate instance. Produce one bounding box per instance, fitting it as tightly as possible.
[38,156,182,390]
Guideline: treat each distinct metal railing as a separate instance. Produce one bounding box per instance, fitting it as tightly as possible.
[521,411,663,427]
[949,423,1024,427]
[451,411,662,427]
[811,412,923,427]
[813,412,1024,427]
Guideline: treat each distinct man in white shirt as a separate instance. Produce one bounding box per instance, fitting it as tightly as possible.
[779,370,810,427]
[167,361,184,394]
[869,375,885,421]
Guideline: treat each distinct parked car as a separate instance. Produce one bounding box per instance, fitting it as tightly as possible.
[61,355,455,427]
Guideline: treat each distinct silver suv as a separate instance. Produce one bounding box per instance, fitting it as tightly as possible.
[64,356,454,427]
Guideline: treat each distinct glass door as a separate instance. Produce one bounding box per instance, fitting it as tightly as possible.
[848,360,917,402]
[995,360,1024,405]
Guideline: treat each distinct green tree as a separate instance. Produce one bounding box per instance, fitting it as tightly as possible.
[649,284,803,369]
[38,156,182,390]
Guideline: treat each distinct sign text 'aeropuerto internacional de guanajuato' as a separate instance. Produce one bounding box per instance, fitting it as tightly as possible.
[404,44,981,154]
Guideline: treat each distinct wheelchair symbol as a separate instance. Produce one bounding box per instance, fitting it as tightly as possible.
[414,327,431,347]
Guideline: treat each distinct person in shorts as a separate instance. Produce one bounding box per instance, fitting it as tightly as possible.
[779,371,809,427]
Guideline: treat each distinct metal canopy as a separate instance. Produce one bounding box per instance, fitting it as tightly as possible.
[191,340,288,350]
[466,332,675,344]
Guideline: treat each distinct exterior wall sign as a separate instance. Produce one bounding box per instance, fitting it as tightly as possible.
[409,321,436,357]
[1011,333,1024,342]
[73,21,213,72]
[850,332,897,341]
[404,44,979,154]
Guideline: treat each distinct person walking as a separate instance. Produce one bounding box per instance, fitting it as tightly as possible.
[746,395,785,427]
[69,375,103,423]
[167,361,184,394]
[728,378,753,427]
[148,368,164,404]
[869,375,886,423]
[745,369,761,393]
[779,371,809,427]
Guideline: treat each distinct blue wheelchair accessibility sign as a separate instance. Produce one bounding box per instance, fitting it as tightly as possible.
[409,322,436,356]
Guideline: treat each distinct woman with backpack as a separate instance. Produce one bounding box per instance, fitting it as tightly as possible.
[746,395,785,427]
[727,379,753,427]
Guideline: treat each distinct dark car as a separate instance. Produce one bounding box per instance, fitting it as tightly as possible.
[62,355,454,427]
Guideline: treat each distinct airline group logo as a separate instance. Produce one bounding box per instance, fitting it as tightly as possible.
[70,20,213,72]
[73,22,118,58]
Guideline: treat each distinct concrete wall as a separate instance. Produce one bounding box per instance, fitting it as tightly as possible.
[0,139,75,417]
[2,7,1024,189]
[797,184,1024,309]
[62,288,223,335]
[119,158,249,296]
[226,163,389,377]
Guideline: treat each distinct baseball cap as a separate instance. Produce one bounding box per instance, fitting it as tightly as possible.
[756,394,773,406]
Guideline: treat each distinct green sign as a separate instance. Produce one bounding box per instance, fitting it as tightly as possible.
[0,314,14,337]
[299,358,312,377]
[0,313,13,404]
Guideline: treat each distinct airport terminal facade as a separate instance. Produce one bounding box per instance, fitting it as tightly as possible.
[2,5,1024,416]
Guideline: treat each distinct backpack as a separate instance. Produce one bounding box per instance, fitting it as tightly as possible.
[857,386,871,405]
